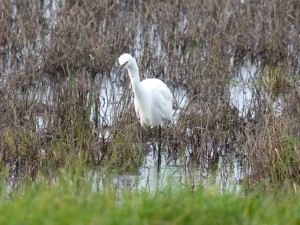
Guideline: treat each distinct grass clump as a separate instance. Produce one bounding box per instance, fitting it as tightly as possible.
[106,132,139,172]
[1,171,300,225]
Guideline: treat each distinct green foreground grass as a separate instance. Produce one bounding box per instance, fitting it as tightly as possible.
[0,172,300,225]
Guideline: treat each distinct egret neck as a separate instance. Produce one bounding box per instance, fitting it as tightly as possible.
[127,64,147,114]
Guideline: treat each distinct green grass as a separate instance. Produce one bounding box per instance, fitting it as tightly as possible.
[0,171,300,225]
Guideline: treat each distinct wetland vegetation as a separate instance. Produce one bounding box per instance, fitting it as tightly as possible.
[0,0,299,223]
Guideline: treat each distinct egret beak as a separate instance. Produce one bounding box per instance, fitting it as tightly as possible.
[116,62,128,76]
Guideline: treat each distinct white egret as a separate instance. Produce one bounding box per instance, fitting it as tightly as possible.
[116,53,173,171]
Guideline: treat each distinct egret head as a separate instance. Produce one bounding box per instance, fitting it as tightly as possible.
[116,53,137,76]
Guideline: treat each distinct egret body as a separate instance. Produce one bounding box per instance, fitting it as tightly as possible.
[117,53,173,170]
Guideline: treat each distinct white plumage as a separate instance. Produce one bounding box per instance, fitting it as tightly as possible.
[117,53,173,128]
[117,53,173,170]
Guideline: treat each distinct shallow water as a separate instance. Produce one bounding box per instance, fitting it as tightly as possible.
[7,36,259,193]
[2,0,297,191]
[95,58,262,192]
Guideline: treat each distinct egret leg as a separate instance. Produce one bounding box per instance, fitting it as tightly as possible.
[137,126,144,171]
[157,125,162,172]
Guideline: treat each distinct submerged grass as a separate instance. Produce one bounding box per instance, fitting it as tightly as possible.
[0,0,299,189]
[1,171,300,225]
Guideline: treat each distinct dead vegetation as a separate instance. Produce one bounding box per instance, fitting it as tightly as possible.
[0,0,299,186]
